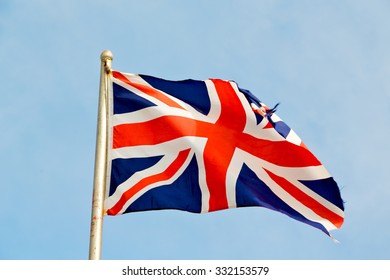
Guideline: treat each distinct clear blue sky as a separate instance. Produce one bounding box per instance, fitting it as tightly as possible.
[1,0,389,260]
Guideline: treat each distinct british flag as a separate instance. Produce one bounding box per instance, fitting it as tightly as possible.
[104,70,344,235]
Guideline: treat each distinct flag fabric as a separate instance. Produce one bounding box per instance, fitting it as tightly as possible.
[104,70,344,235]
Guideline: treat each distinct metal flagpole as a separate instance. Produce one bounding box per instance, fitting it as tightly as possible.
[88,50,113,260]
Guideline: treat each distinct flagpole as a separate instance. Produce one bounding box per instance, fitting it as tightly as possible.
[88,50,113,260]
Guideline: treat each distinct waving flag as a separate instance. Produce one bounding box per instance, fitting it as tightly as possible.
[104,70,344,235]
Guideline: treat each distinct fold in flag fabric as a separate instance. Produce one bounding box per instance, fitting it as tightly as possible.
[104,70,344,236]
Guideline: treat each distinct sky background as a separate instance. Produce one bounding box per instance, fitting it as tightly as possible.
[1,0,389,260]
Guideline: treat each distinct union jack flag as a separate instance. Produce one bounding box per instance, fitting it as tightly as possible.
[104,70,344,235]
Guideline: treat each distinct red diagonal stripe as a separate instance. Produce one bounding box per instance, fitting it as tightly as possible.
[107,149,191,215]
[112,71,184,109]
[264,168,344,228]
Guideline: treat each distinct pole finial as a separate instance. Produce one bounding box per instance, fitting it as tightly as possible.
[100,50,113,73]
[101,50,113,61]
